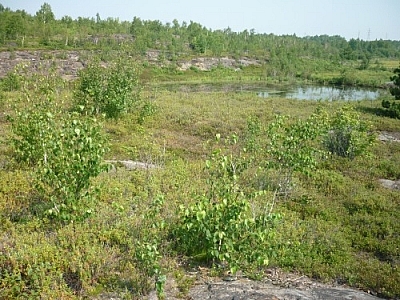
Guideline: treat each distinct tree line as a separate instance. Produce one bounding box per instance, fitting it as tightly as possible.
[1,2,399,61]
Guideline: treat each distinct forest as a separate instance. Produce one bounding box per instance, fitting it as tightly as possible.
[1,2,400,90]
[1,3,400,60]
[0,2,400,300]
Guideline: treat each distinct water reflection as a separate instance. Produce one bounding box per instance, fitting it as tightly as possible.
[159,83,380,101]
[258,86,380,101]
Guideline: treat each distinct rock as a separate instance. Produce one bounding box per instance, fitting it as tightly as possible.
[0,50,263,80]
[177,56,261,71]
[186,278,383,300]
[0,50,85,80]
[378,179,400,190]
[133,268,386,300]
[105,159,158,171]
[378,131,400,142]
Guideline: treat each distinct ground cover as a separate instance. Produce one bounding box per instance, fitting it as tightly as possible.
[0,75,399,298]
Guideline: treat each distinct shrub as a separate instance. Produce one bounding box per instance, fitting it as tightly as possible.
[9,71,109,222]
[73,56,142,119]
[11,109,108,222]
[36,113,108,221]
[389,64,400,100]
[381,63,400,118]
[265,110,328,197]
[175,142,281,274]
[133,194,167,298]
[0,71,21,92]
[323,105,375,159]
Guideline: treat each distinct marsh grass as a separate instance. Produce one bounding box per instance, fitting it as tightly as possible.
[0,85,400,298]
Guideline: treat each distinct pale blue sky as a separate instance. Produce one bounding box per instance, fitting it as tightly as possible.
[2,0,399,40]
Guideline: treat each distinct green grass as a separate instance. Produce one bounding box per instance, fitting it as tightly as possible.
[1,82,400,298]
[142,58,399,88]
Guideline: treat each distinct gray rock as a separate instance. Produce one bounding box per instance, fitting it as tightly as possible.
[188,278,382,300]
[105,159,158,171]
[378,179,400,190]
[378,131,400,142]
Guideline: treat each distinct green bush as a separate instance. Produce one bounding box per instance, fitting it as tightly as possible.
[389,64,400,100]
[9,71,109,222]
[73,56,142,119]
[133,194,167,298]
[265,110,328,196]
[323,105,375,159]
[175,144,281,274]
[381,63,400,118]
[0,71,21,92]
[36,113,108,221]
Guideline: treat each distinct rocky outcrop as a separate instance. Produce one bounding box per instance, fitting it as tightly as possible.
[0,50,263,81]
[0,50,84,80]
[141,269,385,300]
[177,56,261,71]
[185,278,383,300]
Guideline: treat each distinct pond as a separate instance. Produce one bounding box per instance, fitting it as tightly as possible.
[159,83,381,101]
[258,85,381,101]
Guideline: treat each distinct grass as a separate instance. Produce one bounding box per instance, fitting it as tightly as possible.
[142,58,399,89]
[1,78,400,299]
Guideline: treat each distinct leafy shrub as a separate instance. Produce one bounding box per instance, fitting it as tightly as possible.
[9,68,66,167]
[36,113,108,221]
[73,56,141,119]
[265,110,328,196]
[389,64,400,100]
[9,70,109,222]
[244,115,262,153]
[0,71,21,92]
[10,107,55,167]
[323,105,375,159]
[175,144,281,274]
[133,194,167,298]
[381,64,400,118]
[138,99,158,124]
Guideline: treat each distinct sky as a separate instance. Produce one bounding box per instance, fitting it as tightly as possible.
[2,0,399,41]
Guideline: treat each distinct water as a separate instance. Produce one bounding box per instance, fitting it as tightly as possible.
[159,83,381,101]
[258,85,380,101]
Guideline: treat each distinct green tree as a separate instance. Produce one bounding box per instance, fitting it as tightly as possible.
[35,2,55,44]
[390,64,400,100]
[382,64,400,118]
[35,2,54,24]
[5,13,24,40]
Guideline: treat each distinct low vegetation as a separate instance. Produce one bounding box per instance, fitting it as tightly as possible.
[0,52,399,299]
[0,2,399,300]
